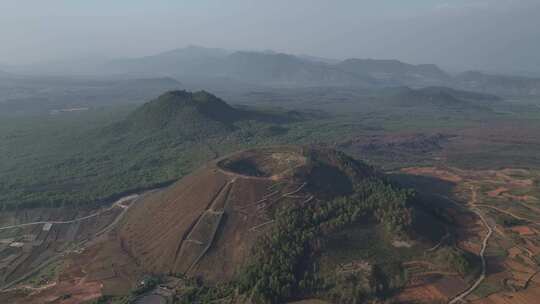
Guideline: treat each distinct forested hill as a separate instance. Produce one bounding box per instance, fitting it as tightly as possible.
[0,91,306,210]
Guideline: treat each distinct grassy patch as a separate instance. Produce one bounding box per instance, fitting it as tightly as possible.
[25,260,63,287]
[472,280,502,298]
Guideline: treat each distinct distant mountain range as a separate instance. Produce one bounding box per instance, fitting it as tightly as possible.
[107,47,375,87]
[105,46,447,87]
[455,71,540,96]
[2,46,540,96]
[336,59,450,87]
[102,46,540,95]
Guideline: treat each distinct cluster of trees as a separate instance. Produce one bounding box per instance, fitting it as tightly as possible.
[323,262,407,304]
[495,214,526,228]
[178,279,236,304]
[237,178,415,303]
[324,272,369,304]
[131,275,162,296]
[432,247,476,276]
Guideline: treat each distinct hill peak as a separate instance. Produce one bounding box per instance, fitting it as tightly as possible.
[117,146,379,282]
[124,90,242,132]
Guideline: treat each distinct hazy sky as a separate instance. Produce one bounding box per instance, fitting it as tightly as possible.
[1,0,539,73]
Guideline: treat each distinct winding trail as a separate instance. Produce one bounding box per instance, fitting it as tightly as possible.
[0,193,142,291]
[0,194,138,232]
[448,186,493,304]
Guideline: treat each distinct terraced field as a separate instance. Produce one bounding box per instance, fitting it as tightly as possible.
[0,194,143,303]
[396,167,540,304]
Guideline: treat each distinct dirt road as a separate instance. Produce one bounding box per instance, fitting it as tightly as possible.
[0,193,141,290]
[447,187,493,304]
[0,194,139,231]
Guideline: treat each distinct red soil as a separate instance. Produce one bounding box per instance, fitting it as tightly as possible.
[487,188,509,197]
[396,275,468,303]
[0,249,104,304]
[472,284,540,304]
[510,226,535,236]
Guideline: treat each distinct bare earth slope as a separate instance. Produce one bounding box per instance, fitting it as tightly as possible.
[117,146,373,282]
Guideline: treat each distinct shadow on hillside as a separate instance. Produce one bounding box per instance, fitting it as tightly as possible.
[387,173,469,244]
[388,173,456,198]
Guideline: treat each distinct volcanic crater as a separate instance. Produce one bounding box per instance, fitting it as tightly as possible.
[217,148,307,179]
[110,146,374,284]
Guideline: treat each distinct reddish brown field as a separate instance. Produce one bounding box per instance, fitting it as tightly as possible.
[396,166,540,304]
[510,226,535,236]
[471,279,540,304]
[488,188,509,197]
[397,275,469,303]
[0,246,104,303]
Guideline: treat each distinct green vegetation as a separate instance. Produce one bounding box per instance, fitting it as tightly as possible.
[131,275,162,296]
[236,179,414,303]
[25,260,63,287]
[0,91,387,210]
[178,279,236,304]
[495,214,527,227]
[431,247,477,276]
[472,280,502,298]
[0,91,310,209]
[164,152,416,304]
[2,88,540,210]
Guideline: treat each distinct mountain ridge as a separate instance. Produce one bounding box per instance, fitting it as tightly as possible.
[337,58,449,79]
[105,46,540,95]
[5,46,540,95]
